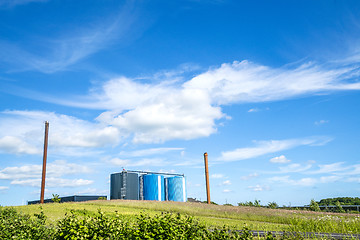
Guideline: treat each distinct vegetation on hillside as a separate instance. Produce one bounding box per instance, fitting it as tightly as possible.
[10,200,360,237]
[0,206,256,239]
[318,197,360,206]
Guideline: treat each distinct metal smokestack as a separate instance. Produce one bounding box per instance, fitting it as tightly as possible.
[204,152,210,204]
[40,121,49,204]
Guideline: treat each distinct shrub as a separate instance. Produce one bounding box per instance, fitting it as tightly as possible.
[334,201,345,213]
[0,206,55,239]
[238,199,262,207]
[309,199,321,212]
[51,194,61,203]
[267,202,279,209]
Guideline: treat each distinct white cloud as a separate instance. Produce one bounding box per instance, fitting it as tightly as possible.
[102,88,223,144]
[241,173,259,180]
[346,177,360,183]
[210,174,224,179]
[0,110,121,155]
[0,136,41,155]
[158,169,177,174]
[0,160,91,180]
[108,157,166,167]
[248,108,259,113]
[308,162,349,174]
[0,186,9,190]
[184,60,360,105]
[108,158,130,166]
[219,137,332,162]
[222,189,232,193]
[2,57,359,148]
[320,176,342,183]
[315,120,329,125]
[119,147,185,157]
[248,184,270,192]
[0,0,47,8]
[269,175,317,186]
[279,163,313,173]
[0,2,137,73]
[4,57,360,146]
[11,177,93,187]
[270,155,291,164]
[221,180,232,185]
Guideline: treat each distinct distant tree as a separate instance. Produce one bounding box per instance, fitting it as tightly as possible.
[267,201,279,209]
[51,194,61,203]
[223,203,233,206]
[238,200,262,207]
[254,199,261,207]
[335,201,345,213]
[318,197,360,206]
[98,197,107,200]
[309,199,320,211]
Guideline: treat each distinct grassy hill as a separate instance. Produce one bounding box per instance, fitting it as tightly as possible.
[12,200,360,234]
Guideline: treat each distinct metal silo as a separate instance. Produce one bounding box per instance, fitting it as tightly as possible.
[166,176,186,202]
[143,174,165,201]
[110,171,139,200]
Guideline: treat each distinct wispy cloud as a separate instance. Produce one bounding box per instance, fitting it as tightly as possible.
[0,186,9,190]
[185,60,360,105]
[219,137,332,162]
[279,163,313,173]
[11,178,93,187]
[0,160,91,180]
[222,189,232,193]
[108,157,166,167]
[315,120,329,125]
[0,0,47,8]
[307,162,350,174]
[241,173,259,180]
[210,173,224,179]
[0,160,93,188]
[0,136,41,155]
[270,155,291,164]
[248,184,270,192]
[5,54,360,145]
[248,108,260,113]
[269,176,317,186]
[248,107,269,113]
[0,110,121,155]
[221,180,232,185]
[119,147,184,157]
[0,1,138,73]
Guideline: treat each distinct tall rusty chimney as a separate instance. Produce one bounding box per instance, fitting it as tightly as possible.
[204,152,211,204]
[40,121,49,204]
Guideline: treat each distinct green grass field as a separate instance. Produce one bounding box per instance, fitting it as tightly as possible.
[13,200,360,234]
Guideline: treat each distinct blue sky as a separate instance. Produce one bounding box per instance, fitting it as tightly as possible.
[0,0,360,206]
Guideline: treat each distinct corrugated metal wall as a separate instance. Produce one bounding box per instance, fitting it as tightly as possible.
[166,176,186,202]
[110,171,185,202]
[143,174,165,201]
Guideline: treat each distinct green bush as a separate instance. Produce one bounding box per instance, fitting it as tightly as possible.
[56,210,244,239]
[238,199,262,207]
[267,202,279,209]
[0,206,55,239]
[309,199,321,212]
[56,209,130,239]
[51,194,61,203]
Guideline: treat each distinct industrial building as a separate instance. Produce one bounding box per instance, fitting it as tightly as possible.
[110,170,186,202]
[28,195,107,205]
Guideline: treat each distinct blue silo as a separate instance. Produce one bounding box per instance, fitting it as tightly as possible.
[143,174,165,201]
[166,176,186,202]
